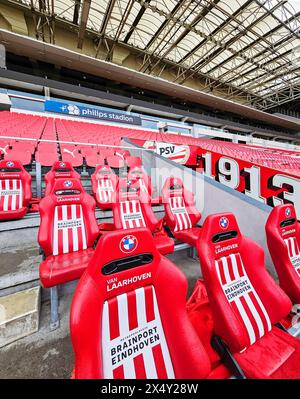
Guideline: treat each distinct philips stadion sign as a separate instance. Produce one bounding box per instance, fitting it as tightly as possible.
[45,100,141,126]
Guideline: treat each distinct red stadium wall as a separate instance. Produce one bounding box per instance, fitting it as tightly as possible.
[197,148,300,216]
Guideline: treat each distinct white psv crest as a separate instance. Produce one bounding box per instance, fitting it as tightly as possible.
[285,207,291,217]
[219,217,229,230]
[64,180,73,188]
[120,235,138,253]
[6,161,14,168]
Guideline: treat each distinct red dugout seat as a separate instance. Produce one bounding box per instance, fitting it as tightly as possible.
[91,165,118,210]
[70,228,211,379]
[38,178,99,289]
[162,177,201,246]
[266,204,300,303]
[44,161,82,196]
[0,160,32,220]
[197,212,300,379]
[128,166,155,198]
[112,178,174,255]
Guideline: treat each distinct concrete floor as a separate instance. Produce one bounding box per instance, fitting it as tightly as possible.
[0,248,201,379]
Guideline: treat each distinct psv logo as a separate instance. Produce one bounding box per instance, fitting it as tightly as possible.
[6,161,14,168]
[120,235,138,253]
[219,217,229,230]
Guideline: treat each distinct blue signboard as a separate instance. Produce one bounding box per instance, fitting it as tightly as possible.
[44,100,141,126]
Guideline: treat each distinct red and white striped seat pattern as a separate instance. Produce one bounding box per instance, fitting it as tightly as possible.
[215,252,271,346]
[120,200,146,229]
[102,285,174,379]
[0,179,23,212]
[52,204,87,256]
[97,179,114,204]
[266,204,300,303]
[284,237,300,276]
[169,196,192,232]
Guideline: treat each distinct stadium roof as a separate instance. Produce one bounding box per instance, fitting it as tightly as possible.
[4,0,300,111]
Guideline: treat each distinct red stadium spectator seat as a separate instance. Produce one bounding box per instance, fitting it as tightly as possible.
[266,204,300,304]
[61,146,83,167]
[162,177,201,246]
[125,156,142,169]
[4,150,32,166]
[197,212,300,379]
[112,178,174,255]
[70,228,211,379]
[99,147,114,157]
[0,160,32,221]
[85,153,105,168]
[115,149,130,159]
[38,178,99,329]
[91,165,118,210]
[44,161,82,196]
[106,155,125,169]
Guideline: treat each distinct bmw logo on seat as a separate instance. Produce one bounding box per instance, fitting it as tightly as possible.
[120,235,138,253]
[219,216,229,229]
[64,180,73,188]
[285,208,291,217]
[59,162,65,167]
[6,161,14,167]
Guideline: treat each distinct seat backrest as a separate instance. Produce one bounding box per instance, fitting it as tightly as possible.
[0,160,32,212]
[38,178,99,257]
[266,204,300,302]
[197,213,292,353]
[112,178,158,232]
[91,165,118,209]
[162,177,200,232]
[70,228,210,379]
[44,161,81,196]
[127,166,154,197]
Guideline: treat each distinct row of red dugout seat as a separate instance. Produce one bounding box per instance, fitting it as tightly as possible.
[2,155,300,378]
[0,158,144,221]
[35,163,300,378]
[68,206,300,379]
[34,164,300,378]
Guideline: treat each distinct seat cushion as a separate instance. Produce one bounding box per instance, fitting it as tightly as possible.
[39,247,94,288]
[0,207,28,221]
[174,227,201,247]
[153,235,174,255]
[235,327,300,379]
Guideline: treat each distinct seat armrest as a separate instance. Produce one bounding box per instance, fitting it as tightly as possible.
[211,335,246,379]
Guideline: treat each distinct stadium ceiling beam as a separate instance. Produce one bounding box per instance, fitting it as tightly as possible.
[146,0,221,75]
[176,1,285,86]
[173,0,253,70]
[105,0,136,61]
[73,0,81,25]
[77,0,91,49]
[142,0,186,52]
[123,0,151,44]
[214,30,296,86]
[139,0,195,73]
[254,87,300,111]
[95,0,117,58]
[205,4,297,78]
[254,0,300,39]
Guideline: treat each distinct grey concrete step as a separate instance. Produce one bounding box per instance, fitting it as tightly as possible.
[0,286,41,348]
